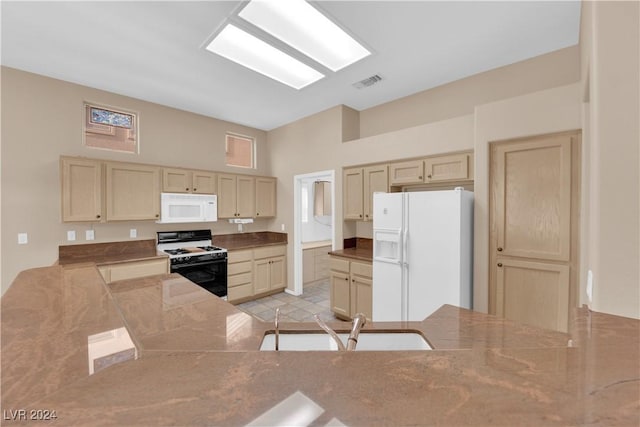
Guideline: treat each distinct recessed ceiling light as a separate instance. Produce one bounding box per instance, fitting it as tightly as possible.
[205,24,324,90]
[238,0,371,72]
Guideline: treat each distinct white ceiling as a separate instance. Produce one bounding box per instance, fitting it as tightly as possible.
[1,1,581,131]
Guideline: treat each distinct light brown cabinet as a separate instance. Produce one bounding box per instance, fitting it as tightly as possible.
[218,174,255,218]
[424,153,471,182]
[303,245,331,284]
[61,157,103,222]
[162,168,216,194]
[255,177,277,217]
[343,165,388,221]
[253,245,286,295]
[329,256,372,320]
[105,162,161,221]
[98,258,169,284]
[389,159,424,185]
[227,249,253,302]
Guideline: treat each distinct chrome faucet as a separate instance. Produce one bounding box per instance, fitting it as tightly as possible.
[274,307,280,351]
[346,313,367,351]
[314,313,367,351]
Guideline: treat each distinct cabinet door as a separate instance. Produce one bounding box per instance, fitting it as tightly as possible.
[343,168,363,220]
[363,165,388,221]
[351,275,373,320]
[236,176,255,218]
[330,271,351,318]
[61,157,103,222]
[217,174,237,218]
[162,168,191,193]
[253,258,271,294]
[424,153,470,182]
[389,160,424,185]
[269,256,286,290]
[495,258,570,332]
[255,177,276,217]
[105,162,160,221]
[192,171,216,194]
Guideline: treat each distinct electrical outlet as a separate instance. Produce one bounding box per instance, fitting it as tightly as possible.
[129,229,137,238]
[18,233,28,244]
[281,224,285,231]
[67,230,76,241]
[86,230,95,241]
[586,270,594,304]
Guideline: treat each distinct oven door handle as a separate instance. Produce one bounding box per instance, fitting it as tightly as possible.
[171,258,227,270]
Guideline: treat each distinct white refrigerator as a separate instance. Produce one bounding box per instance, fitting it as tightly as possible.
[372,189,473,321]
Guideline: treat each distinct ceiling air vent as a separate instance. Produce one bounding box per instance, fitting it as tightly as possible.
[352,74,382,89]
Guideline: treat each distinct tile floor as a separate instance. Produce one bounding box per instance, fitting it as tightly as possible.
[235,280,338,323]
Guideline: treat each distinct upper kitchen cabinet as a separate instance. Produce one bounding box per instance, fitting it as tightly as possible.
[105,162,160,221]
[61,157,103,222]
[255,177,276,218]
[217,173,255,218]
[389,159,424,186]
[424,153,471,183]
[343,165,388,221]
[162,168,216,194]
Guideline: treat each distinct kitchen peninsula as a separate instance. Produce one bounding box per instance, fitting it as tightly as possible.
[2,264,638,426]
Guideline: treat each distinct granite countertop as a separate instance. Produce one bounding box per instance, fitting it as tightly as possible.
[213,231,288,251]
[328,247,373,262]
[2,265,639,426]
[58,239,167,266]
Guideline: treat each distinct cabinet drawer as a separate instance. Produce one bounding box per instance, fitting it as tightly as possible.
[351,261,372,278]
[330,257,350,273]
[228,249,253,263]
[228,272,252,288]
[228,260,252,275]
[253,245,286,259]
[107,259,169,283]
[228,283,253,301]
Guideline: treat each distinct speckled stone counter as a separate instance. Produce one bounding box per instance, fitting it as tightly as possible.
[2,265,639,426]
[58,239,167,266]
[213,231,287,251]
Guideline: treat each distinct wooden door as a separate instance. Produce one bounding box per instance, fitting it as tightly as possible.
[61,157,103,222]
[490,131,579,332]
[363,165,388,221]
[269,256,286,290]
[217,174,237,218]
[330,271,351,319]
[192,171,216,194]
[343,168,363,220]
[236,176,255,218]
[424,153,470,182]
[105,162,160,221]
[255,177,276,217]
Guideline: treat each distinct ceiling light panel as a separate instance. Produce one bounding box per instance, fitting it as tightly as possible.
[238,0,371,72]
[205,24,324,89]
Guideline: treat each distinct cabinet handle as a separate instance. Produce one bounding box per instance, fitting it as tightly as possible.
[365,214,369,218]
[96,214,101,219]
[186,188,189,191]
[193,188,197,192]
[155,214,160,218]
[427,175,431,179]
[256,213,260,216]
[497,247,503,252]
[419,176,423,180]
[497,263,503,267]
[344,277,348,281]
[359,214,363,218]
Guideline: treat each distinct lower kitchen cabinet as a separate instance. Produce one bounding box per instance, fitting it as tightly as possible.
[99,258,169,284]
[227,245,287,304]
[329,256,372,320]
[302,244,331,285]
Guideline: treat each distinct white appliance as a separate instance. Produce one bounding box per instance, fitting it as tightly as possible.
[158,193,217,224]
[372,189,473,321]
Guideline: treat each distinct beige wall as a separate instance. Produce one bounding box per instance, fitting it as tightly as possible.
[580,1,639,318]
[267,107,474,293]
[0,67,269,294]
[358,46,580,139]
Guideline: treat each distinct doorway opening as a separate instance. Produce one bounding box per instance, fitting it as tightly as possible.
[291,170,335,296]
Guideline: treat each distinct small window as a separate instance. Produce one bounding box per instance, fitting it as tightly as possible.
[226,133,255,168]
[83,102,139,154]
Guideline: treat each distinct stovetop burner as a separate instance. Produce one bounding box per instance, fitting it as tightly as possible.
[164,248,190,255]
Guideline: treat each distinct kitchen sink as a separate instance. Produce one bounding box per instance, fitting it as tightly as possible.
[259,331,432,351]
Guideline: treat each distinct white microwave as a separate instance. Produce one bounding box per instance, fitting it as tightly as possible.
[158,193,217,223]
